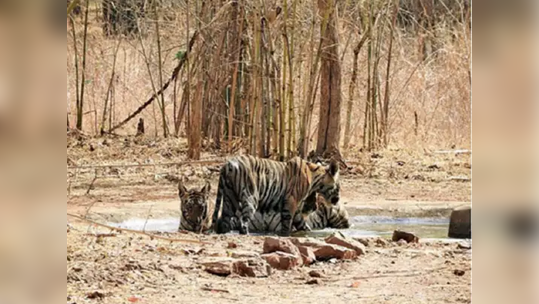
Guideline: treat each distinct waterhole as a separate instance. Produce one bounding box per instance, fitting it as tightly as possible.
[107,215,451,239]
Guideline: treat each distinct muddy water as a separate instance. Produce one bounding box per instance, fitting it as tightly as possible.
[107,215,451,239]
[305,216,450,239]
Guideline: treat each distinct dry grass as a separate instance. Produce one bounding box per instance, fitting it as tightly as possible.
[66,0,471,151]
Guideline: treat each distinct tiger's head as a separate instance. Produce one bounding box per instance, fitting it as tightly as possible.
[310,159,341,205]
[178,180,211,229]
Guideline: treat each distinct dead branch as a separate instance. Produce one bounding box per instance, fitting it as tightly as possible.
[351,267,446,280]
[108,31,199,133]
[85,169,98,195]
[67,213,210,245]
[200,287,230,293]
[67,159,225,170]
[85,233,117,238]
[434,149,471,155]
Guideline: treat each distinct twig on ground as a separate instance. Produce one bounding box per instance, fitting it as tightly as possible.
[85,169,98,195]
[67,159,224,170]
[85,233,117,238]
[200,287,230,293]
[142,205,154,233]
[351,267,446,280]
[67,213,210,244]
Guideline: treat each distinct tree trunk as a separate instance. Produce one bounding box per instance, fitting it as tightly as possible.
[343,33,368,150]
[188,79,203,159]
[315,0,342,157]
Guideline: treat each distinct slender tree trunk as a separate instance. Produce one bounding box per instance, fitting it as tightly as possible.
[381,0,399,147]
[154,5,169,137]
[101,39,122,135]
[77,0,90,131]
[343,33,368,150]
[315,0,342,157]
[298,2,328,157]
[69,17,80,131]
[228,3,244,151]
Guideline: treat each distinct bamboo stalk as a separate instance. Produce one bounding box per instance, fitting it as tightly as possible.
[69,16,80,131]
[100,39,122,135]
[77,0,90,131]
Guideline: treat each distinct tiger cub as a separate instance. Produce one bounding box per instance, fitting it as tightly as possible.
[178,180,212,233]
[305,194,351,230]
[228,193,350,233]
[212,155,341,236]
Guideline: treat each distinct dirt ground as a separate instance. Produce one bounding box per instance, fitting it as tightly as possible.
[67,134,471,303]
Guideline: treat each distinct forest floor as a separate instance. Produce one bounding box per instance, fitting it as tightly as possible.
[67,133,471,303]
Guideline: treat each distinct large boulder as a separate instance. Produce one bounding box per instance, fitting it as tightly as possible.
[448,205,471,239]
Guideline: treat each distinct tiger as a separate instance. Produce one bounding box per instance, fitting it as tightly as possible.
[212,155,340,236]
[178,180,212,233]
[305,194,351,230]
[227,193,350,233]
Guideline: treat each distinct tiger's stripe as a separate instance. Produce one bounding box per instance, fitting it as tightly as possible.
[212,155,340,236]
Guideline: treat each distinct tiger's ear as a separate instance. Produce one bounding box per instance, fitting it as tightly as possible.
[178,180,188,198]
[200,181,211,197]
[328,159,339,177]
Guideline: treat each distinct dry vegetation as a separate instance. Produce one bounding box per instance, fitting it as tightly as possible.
[67,1,471,302]
[67,0,471,156]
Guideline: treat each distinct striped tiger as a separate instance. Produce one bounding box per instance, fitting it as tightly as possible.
[178,180,212,233]
[226,194,350,233]
[212,155,340,236]
[305,194,351,229]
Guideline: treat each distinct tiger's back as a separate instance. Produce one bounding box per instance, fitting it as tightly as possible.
[213,155,341,235]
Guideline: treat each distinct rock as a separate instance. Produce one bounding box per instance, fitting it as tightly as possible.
[86,291,106,300]
[375,238,389,247]
[457,242,472,250]
[263,237,303,266]
[392,230,419,243]
[312,244,357,261]
[306,278,321,285]
[291,237,357,261]
[290,237,329,248]
[325,232,366,255]
[448,205,471,239]
[230,251,260,259]
[453,269,465,276]
[232,260,271,277]
[397,239,408,246]
[227,242,238,249]
[262,252,300,270]
[308,270,324,278]
[355,238,371,247]
[297,246,316,265]
[201,261,232,276]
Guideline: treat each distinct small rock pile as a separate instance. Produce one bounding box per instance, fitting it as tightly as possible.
[201,232,366,277]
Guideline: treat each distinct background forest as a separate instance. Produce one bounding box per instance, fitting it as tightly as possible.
[67,0,471,161]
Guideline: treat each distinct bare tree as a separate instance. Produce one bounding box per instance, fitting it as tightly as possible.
[315,0,342,158]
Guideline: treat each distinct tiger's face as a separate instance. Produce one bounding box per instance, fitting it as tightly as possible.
[178,181,211,226]
[315,159,341,205]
